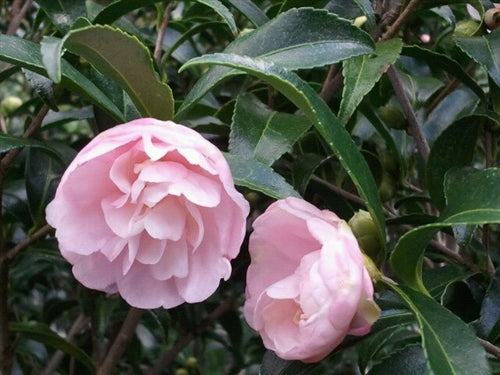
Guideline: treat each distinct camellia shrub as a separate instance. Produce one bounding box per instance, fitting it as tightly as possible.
[0,1,499,374]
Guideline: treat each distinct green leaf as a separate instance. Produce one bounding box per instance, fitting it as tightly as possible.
[64,25,174,120]
[0,134,63,157]
[455,29,500,87]
[35,0,87,33]
[9,321,95,371]
[182,53,386,253]
[389,285,489,375]
[260,351,320,375]
[230,93,310,165]
[92,0,162,25]
[0,34,124,121]
[423,89,479,144]
[339,38,402,124]
[224,153,301,199]
[426,116,481,210]
[391,168,500,293]
[176,7,374,118]
[40,36,64,83]
[368,345,429,375]
[195,0,237,35]
[402,45,486,103]
[224,0,269,27]
[479,269,500,339]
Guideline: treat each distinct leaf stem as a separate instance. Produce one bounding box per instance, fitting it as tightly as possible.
[96,307,144,375]
[386,65,430,161]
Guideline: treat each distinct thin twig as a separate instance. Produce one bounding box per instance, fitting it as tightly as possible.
[479,337,500,359]
[429,239,479,272]
[319,64,341,103]
[310,175,367,207]
[96,307,145,375]
[386,66,430,161]
[0,224,52,263]
[147,297,237,375]
[6,0,33,36]
[381,0,423,41]
[41,314,90,375]
[154,2,175,65]
[0,104,50,173]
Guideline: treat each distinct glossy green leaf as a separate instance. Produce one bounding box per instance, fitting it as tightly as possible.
[455,29,500,87]
[0,134,63,157]
[339,38,402,124]
[224,0,269,27]
[426,116,481,210]
[224,153,300,199]
[423,89,479,144]
[402,45,486,103]
[176,7,374,117]
[369,345,429,375]
[391,168,500,293]
[390,285,489,375]
[260,351,320,375]
[230,93,310,165]
[195,0,237,35]
[9,321,95,371]
[182,53,386,252]
[64,25,174,120]
[0,34,124,121]
[479,269,500,339]
[35,0,87,33]
[92,0,161,25]
[40,36,64,83]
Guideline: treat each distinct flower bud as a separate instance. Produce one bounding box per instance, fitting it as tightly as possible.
[348,210,383,263]
[185,356,199,370]
[175,369,189,375]
[0,96,22,116]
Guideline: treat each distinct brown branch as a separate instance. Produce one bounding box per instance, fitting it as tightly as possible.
[41,314,90,375]
[96,307,144,375]
[386,66,430,161]
[479,337,500,359]
[154,2,175,65]
[319,65,341,103]
[147,297,237,375]
[381,0,423,41]
[6,0,33,36]
[0,224,52,263]
[311,175,367,207]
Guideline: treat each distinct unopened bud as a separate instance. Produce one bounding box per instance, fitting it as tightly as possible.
[349,210,383,263]
[175,369,189,375]
[0,96,22,116]
[185,356,199,369]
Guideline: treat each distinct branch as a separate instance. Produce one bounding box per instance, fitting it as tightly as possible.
[0,224,52,263]
[386,65,430,161]
[147,297,237,375]
[96,307,144,375]
[154,2,175,65]
[381,0,423,41]
[6,0,33,36]
[41,314,90,375]
[479,337,500,359]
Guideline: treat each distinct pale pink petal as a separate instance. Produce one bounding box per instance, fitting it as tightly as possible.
[150,240,189,280]
[143,198,185,240]
[135,234,166,264]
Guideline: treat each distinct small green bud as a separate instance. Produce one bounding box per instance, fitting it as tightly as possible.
[185,356,199,370]
[454,20,482,37]
[348,210,383,263]
[175,369,189,375]
[362,253,383,282]
[0,96,22,116]
[378,105,406,130]
[378,172,396,202]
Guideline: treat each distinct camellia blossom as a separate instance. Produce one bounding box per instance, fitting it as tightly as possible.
[243,197,380,363]
[46,118,249,309]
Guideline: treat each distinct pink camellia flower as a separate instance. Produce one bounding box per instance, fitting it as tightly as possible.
[46,118,249,309]
[243,197,380,363]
